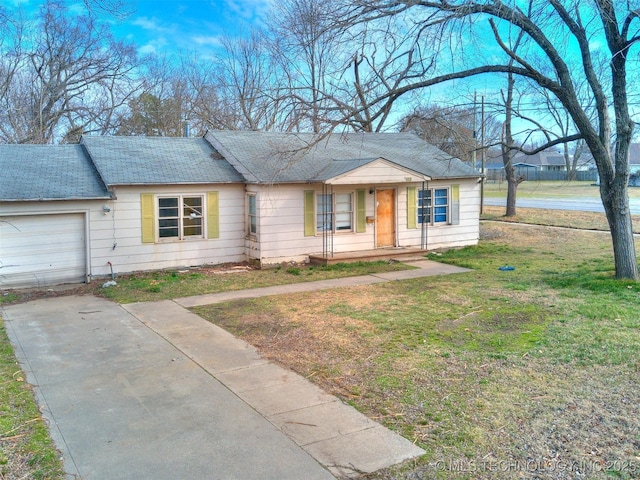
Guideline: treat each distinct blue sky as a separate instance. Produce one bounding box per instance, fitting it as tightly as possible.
[110,0,271,55]
[8,0,271,56]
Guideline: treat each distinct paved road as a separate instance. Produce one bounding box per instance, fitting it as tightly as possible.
[484,197,640,215]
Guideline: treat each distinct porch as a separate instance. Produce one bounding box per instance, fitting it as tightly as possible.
[308,247,428,266]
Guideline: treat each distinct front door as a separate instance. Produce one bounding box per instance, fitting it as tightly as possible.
[376,189,395,247]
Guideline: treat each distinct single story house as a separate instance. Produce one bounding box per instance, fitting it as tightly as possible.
[0,131,482,288]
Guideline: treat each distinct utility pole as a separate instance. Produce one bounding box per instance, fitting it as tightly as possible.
[481,95,485,214]
[472,91,477,169]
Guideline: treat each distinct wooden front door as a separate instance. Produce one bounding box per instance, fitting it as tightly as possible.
[376,189,395,247]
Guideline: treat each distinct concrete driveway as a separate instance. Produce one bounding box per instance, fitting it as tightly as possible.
[3,295,335,480]
[3,294,425,479]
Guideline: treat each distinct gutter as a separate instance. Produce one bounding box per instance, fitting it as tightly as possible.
[1,196,112,202]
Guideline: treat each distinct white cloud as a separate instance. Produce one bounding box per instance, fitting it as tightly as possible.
[138,43,157,55]
[191,35,223,47]
[132,16,174,34]
[222,0,271,21]
[137,37,169,55]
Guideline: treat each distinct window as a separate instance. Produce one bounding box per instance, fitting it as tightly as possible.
[141,192,218,243]
[418,188,449,224]
[158,195,203,239]
[335,193,353,231]
[317,193,352,232]
[316,194,332,231]
[248,194,257,235]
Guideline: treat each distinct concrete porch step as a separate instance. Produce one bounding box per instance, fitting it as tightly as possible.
[308,247,428,265]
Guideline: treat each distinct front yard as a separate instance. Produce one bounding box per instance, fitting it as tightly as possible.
[1,210,640,479]
[194,222,640,479]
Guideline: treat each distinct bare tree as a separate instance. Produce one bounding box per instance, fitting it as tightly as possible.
[268,0,340,132]
[263,0,437,133]
[0,8,25,141]
[338,34,435,132]
[338,0,640,280]
[501,58,525,217]
[401,106,476,161]
[82,0,133,18]
[118,55,193,137]
[217,32,289,131]
[178,55,231,134]
[0,1,139,144]
[400,103,501,164]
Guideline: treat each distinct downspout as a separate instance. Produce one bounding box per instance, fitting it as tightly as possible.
[107,261,115,280]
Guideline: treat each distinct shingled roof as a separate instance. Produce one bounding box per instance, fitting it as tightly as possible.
[0,144,110,201]
[81,136,244,185]
[1,132,481,202]
[205,130,481,184]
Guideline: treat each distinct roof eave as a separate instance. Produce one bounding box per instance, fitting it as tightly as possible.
[1,195,112,202]
[106,180,244,187]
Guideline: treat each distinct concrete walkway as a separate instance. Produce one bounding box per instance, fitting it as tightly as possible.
[176,259,470,307]
[2,260,470,479]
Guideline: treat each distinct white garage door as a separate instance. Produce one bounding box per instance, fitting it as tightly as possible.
[0,213,87,288]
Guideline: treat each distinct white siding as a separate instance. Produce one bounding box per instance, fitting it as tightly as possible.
[330,159,428,185]
[252,184,377,265]
[1,178,480,285]
[89,185,246,278]
[398,180,480,249]
[253,180,479,265]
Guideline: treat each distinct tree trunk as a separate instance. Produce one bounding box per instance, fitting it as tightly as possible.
[504,160,518,217]
[601,183,639,280]
[563,142,576,181]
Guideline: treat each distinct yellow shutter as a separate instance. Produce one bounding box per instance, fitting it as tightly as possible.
[451,184,460,225]
[407,187,417,229]
[356,189,366,233]
[304,190,316,236]
[141,193,155,243]
[207,192,220,239]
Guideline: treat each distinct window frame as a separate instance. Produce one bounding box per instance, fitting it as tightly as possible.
[157,194,205,241]
[316,192,353,233]
[417,187,449,225]
[247,193,257,237]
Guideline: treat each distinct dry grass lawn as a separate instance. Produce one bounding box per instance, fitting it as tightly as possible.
[195,222,640,480]
[482,205,640,233]
[3,201,640,480]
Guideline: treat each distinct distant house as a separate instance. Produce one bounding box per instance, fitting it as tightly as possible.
[483,147,598,181]
[627,144,640,174]
[512,151,564,171]
[0,131,483,288]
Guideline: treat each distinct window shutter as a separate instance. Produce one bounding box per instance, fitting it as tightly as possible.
[141,193,155,243]
[356,189,366,233]
[207,191,220,238]
[451,184,460,225]
[407,187,417,229]
[304,190,315,236]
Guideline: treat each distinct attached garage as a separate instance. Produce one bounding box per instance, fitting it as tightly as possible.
[0,213,88,288]
[0,143,110,289]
